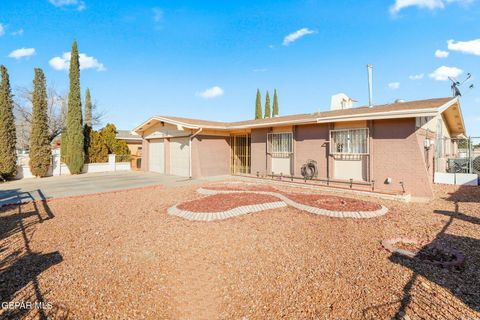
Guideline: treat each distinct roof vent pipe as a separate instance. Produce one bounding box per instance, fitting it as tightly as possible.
[367,64,373,107]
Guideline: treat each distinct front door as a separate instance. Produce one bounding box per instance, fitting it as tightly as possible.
[231,135,251,174]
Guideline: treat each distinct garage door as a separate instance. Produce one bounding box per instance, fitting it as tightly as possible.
[170,137,190,177]
[148,139,164,173]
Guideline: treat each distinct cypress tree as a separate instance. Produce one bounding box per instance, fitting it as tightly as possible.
[273,89,279,117]
[264,90,271,118]
[255,89,262,119]
[60,101,68,163]
[0,65,17,180]
[65,40,84,174]
[84,88,92,127]
[83,88,92,162]
[29,68,51,177]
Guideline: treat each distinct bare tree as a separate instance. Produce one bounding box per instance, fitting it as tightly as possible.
[14,84,104,149]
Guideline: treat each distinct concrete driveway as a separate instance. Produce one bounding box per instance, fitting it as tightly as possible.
[0,171,227,206]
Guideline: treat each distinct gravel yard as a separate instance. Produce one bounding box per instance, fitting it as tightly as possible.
[0,180,479,319]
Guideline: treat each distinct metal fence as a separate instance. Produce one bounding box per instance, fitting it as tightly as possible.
[434,136,480,174]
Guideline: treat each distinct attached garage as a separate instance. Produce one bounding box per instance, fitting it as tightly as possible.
[170,137,190,177]
[148,139,165,173]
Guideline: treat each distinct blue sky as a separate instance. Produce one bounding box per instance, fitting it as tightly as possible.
[1,0,479,135]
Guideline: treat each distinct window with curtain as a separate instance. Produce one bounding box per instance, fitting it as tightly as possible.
[330,128,369,155]
[268,132,293,156]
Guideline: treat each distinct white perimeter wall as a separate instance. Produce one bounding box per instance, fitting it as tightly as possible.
[15,151,131,180]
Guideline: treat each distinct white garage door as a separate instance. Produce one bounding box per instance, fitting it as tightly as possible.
[170,137,190,177]
[148,139,164,173]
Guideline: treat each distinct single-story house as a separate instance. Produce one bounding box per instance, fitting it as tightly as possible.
[116,130,143,170]
[116,130,143,155]
[133,97,466,199]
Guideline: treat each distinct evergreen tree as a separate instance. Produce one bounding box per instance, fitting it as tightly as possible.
[87,130,108,163]
[0,65,17,180]
[255,89,262,119]
[99,123,131,156]
[83,88,92,162]
[65,40,84,174]
[273,89,279,117]
[264,90,271,118]
[84,88,92,127]
[29,68,51,177]
[60,92,68,162]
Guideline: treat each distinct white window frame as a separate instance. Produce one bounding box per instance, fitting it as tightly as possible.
[267,132,293,157]
[329,128,369,155]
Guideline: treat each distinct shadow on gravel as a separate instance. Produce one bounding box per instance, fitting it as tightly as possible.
[444,185,480,204]
[387,202,480,319]
[0,190,64,320]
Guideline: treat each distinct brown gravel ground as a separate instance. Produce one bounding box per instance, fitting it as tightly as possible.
[282,193,382,211]
[177,193,279,212]
[0,181,479,319]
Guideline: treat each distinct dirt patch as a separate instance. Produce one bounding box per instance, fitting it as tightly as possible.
[204,184,277,192]
[0,182,479,319]
[284,193,382,211]
[177,193,279,212]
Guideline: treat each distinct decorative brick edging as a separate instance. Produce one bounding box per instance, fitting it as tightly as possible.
[167,187,388,221]
[167,201,287,221]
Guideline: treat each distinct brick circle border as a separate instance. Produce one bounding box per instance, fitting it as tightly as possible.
[167,187,388,221]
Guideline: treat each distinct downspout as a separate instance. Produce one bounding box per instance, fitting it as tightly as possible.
[189,128,203,179]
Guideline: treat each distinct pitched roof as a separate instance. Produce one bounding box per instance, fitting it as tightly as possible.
[134,97,460,132]
[116,130,142,140]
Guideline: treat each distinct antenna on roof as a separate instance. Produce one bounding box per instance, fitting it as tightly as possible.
[449,73,473,97]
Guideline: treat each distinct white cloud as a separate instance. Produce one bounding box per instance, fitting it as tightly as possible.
[49,52,106,71]
[435,49,449,58]
[447,39,480,56]
[11,28,24,36]
[49,0,86,11]
[429,66,463,81]
[152,7,163,30]
[390,0,473,14]
[152,7,163,22]
[253,68,268,73]
[409,73,424,80]
[8,48,36,59]
[282,28,315,46]
[388,82,400,89]
[197,86,224,99]
[0,23,5,36]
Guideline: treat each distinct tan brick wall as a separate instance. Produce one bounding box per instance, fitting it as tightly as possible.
[251,128,269,175]
[191,135,230,177]
[294,124,330,178]
[371,118,433,198]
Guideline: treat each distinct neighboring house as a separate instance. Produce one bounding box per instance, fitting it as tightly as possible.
[116,130,143,155]
[116,130,143,170]
[133,97,466,199]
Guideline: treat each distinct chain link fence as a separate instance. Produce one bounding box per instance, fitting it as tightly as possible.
[435,136,480,175]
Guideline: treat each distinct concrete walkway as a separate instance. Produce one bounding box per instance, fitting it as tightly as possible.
[0,171,227,206]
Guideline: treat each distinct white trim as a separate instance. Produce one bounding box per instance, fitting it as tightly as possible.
[437,97,459,113]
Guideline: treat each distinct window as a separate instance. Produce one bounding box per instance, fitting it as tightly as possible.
[330,128,369,155]
[268,132,293,156]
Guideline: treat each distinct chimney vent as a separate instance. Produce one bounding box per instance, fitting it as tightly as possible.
[367,64,373,107]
